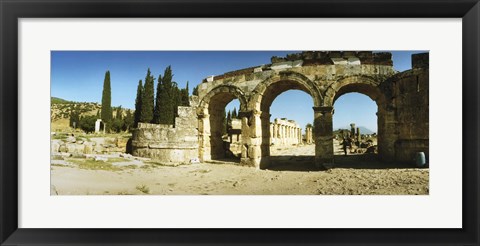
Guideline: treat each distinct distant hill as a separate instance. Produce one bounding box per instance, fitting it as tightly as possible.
[50,97,133,131]
[51,97,73,104]
[334,126,375,134]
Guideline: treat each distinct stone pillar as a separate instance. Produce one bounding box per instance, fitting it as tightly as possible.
[260,111,271,159]
[273,123,277,139]
[270,123,274,144]
[239,112,251,166]
[350,123,356,138]
[198,113,211,162]
[377,107,397,162]
[306,126,313,144]
[299,128,302,144]
[313,106,334,169]
[280,125,284,145]
[242,110,265,169]
[95,119,102,133]
[356,127,361,143]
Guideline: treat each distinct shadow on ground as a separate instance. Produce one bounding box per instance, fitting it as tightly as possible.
[266,154,415,171]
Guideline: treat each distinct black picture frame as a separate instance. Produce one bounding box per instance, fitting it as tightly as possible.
[1,0,479,245]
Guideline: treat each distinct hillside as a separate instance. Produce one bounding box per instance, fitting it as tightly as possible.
[50,97,132,132]
[51,97,74,104]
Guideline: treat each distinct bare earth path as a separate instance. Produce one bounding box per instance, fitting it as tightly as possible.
[51,142,429,195]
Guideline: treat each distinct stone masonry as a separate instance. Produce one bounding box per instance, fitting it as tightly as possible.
[130,51,429,169]
[196,51,429,169]
[131,97,200,163]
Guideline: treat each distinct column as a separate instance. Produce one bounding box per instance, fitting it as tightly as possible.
[198,113,211,162]
[313,106,334,169]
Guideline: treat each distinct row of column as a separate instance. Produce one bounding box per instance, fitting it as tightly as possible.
[269,118,302,146]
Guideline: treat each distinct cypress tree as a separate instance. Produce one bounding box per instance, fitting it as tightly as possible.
[232,107,237,118]
[192,85,199,96]
[116,106,123,120]
[222,109,227,135]
[226,110,231,130]
[152,74,163,124]
[134,80,143,127]
[140,68,155,123]
[172,82,181,120]
[69,109,80,129]
[124,110,134,132]
[158,66,174,125]
[180,81,190,106]
[101,70,113,125]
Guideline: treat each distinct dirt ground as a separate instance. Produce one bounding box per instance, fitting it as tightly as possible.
[51,140,429,195]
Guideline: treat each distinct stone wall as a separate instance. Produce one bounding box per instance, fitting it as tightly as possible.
[51,135,129,155]
[381,53,429,162]
[131,97,199,163]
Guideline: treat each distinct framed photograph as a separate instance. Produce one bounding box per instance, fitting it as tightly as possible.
[1,0,479,245]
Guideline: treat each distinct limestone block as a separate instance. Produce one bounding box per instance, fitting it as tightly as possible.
[51,140,63,153]
[89,137,105,146]
[84,143,93,154]
[347,57,361,65]
[65,136,76,143]
[59,144,67,153]
[116,137,129,148]
[93,145,104,153]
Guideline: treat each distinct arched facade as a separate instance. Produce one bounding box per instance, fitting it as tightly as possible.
[197,85,248,161]
[195,51,429,169]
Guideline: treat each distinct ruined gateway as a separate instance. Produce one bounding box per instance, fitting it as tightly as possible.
[132,51,429,169]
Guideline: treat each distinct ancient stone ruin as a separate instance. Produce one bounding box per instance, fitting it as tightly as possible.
[131,97,200,163]
[270,118,302,146]
[132,51,429,169]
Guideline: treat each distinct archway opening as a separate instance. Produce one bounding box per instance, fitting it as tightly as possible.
[333,91,380,168]
[268,90,314,170]
[208,94,243,162]
[224,99,242,159]
[257,79,316,170]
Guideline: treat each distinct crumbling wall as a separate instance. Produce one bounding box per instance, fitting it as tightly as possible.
[384,53,429,162]
[131,97,199,163]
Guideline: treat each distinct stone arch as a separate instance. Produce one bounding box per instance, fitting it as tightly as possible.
[244,71,322,169]
[197,84,248,116]
[324,75,391,161]
[197,85,248,162]
[249,71,322,112]
[323,75,385,107]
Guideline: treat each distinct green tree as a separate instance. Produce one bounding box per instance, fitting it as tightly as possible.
[78,115,97,133]
[110,118,124,133]
[226,110,231,131]
[140,69,155,123]
[158,66,175,125]
[192,85,199,96]
[101,71,113,127]
[134,80,143,128]
[152,74,163,124]
[180,81,190,106]
[124,110,134,132]
[222,109,227,135]
[69,108,80,129]
[115,106,123,120]
[172,82,181,119]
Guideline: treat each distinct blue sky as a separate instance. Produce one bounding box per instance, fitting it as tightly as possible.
[51,51,426,133]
